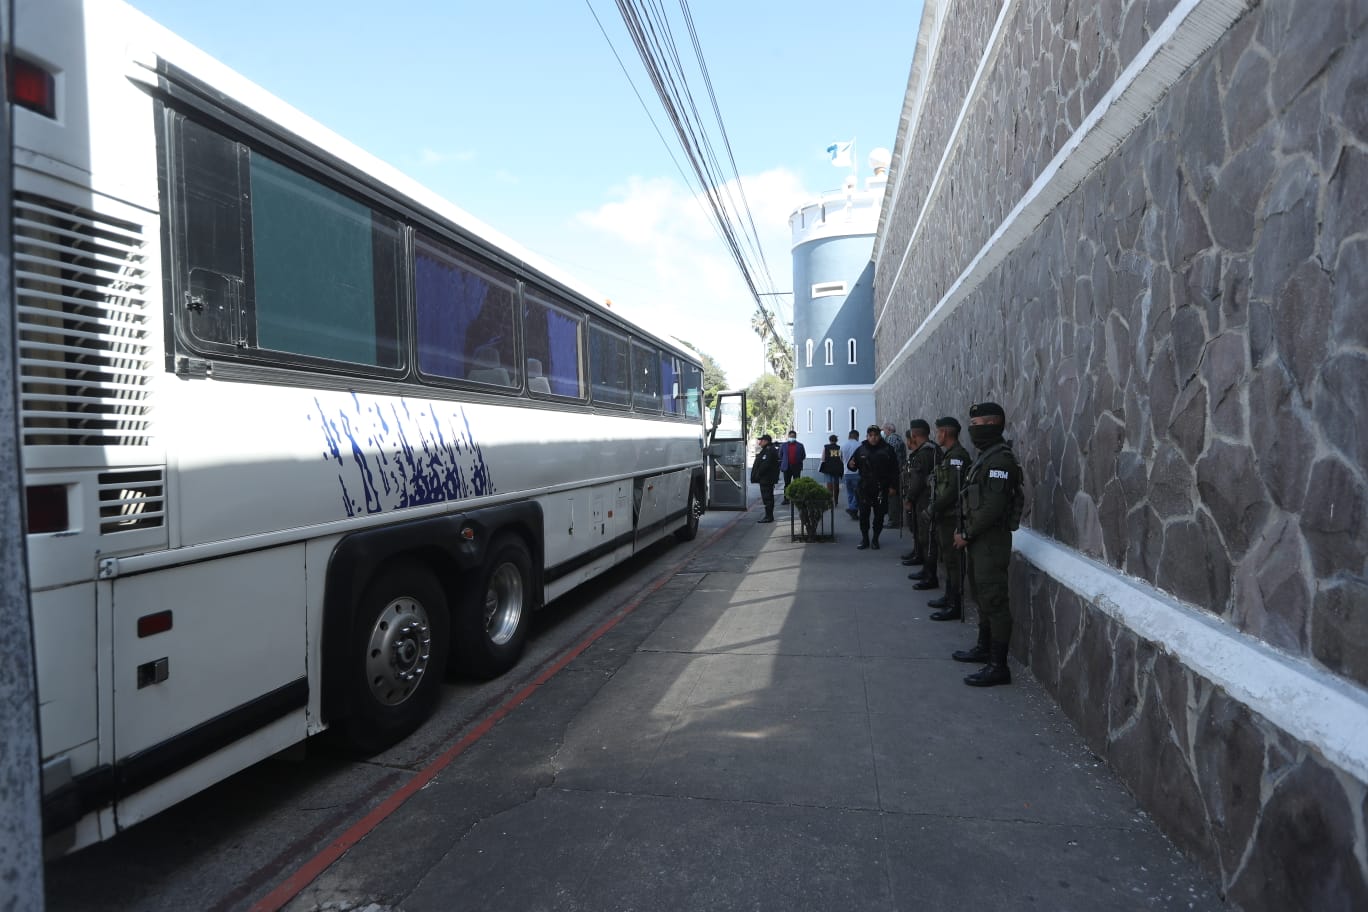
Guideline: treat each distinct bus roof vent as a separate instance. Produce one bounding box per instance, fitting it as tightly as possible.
[13,193,154,447]
[97,468,165,534]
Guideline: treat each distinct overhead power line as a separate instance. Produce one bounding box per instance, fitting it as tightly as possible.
[586,0,792,376]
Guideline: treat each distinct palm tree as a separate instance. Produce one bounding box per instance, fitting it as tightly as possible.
[750,309,793,381]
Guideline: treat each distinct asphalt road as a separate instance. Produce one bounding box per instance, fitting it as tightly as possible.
[43,508,743,912]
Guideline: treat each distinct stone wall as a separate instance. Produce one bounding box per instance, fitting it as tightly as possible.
[875,0,1182,354]
[1010,562,1368,909]
[872,0,1368,906]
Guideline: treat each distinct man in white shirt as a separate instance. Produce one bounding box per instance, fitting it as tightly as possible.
[839,429,861,519]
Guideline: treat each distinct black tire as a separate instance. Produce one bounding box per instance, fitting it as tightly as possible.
[336,559,449,755]
[454,535,533,679]
[675,485,702,542]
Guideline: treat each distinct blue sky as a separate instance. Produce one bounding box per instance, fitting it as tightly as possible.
[126,0,924,388]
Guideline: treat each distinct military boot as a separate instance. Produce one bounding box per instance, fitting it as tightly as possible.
[927,594,949,608]
[912,572,940,590]
[857,535,870,550]
[952,624,991,662]
[906,566,931,580]
[964,640,1011,687]
[899,549,919,562]
[870,533,881,550]
[929,591,962,621]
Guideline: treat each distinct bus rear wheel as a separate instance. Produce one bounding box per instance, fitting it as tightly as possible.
[337,560,449,755]
[455,536,532,679]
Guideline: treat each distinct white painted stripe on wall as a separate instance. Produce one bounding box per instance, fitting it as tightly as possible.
[876,0,1257,389]
[875,0,1021,335]
[1014,529,1368,786]
[790,383,877,395]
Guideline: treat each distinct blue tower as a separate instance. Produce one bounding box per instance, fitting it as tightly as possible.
[788,151,888,465]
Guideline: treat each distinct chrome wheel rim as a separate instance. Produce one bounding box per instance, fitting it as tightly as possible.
[484,562,524,646]
[365,596,433,706]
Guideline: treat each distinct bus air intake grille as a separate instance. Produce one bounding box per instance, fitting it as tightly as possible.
[97,468,166,534]
[13,193,153,447]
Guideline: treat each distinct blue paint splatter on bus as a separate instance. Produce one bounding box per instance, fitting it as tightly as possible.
[313,395,496,516]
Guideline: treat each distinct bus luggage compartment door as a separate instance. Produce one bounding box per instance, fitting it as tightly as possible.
[109,546,307,822]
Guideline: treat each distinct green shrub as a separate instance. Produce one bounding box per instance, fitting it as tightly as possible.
[784,476,832,538]
[784,476,829,507]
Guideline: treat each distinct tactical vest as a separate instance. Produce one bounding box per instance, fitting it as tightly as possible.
[965,442,1024,532]
[1005,476,1025,532]
[933,449,967,494]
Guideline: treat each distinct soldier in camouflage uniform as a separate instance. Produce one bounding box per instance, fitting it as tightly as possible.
[953,401,1023,687]
[899,430,919,554]
[899,420,939,568]
[915,418,970,622]
[883,423,906,532]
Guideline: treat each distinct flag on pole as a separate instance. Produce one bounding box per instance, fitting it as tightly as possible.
[826,141,853,168]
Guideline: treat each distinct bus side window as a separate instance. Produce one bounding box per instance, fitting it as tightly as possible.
[683,362,703,418]
[413,235,520,389]
[523,294,584,399]
[179,119,245,347]
[588,324,630,406]
[660,353,680,415]
[247,155,402,367]
[631,341,661,412]
[175,117,403,369]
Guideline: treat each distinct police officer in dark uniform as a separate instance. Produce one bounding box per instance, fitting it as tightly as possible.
[750,433,781,523]
[848,424,899,550]
[953,402,1023,686]
[916,417,970,621]
[900,419,939,567]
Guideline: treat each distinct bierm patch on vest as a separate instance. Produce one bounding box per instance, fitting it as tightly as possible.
[989,469,1010,479]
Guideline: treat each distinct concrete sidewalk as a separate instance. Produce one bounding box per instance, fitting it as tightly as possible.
[289,503,1224,912]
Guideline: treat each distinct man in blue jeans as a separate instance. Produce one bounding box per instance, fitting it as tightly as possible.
[839,429,861,519]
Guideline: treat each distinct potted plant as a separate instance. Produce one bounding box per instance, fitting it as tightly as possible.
[785,476,833,541]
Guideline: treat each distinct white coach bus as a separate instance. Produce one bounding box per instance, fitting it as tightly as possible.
[10,0,709,854]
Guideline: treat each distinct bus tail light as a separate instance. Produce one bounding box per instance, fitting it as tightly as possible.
[26,485,69,533]
[137,611,174,638]
[7,56,57,118]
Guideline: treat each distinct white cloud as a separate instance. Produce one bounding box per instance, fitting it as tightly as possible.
[573,168,808,390]
[417,146,475,166]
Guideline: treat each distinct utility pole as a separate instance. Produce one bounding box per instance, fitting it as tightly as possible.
[0,0,48,905]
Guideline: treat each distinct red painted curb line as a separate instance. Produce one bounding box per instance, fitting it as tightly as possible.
[248,506,753,912]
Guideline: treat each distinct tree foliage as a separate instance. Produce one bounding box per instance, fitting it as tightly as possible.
[746,372,793,441]
[698,351,728,410]
[750,310,793,381]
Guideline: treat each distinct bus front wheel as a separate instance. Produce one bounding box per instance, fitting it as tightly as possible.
[455,536,532,678]
[675,485,702,542]
[337,560,450,755]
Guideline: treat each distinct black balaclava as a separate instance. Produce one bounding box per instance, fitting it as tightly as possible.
[967,402,1006,451]
[968,423,1003,450]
